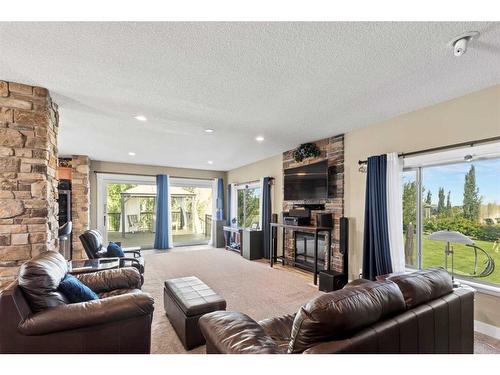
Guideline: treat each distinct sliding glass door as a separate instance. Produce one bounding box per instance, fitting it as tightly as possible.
[170,178,213,246]
[97,174,156,249]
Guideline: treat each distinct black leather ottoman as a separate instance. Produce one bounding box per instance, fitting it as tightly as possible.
[163,276,226,350]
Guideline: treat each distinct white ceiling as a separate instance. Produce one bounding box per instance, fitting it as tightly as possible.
[1,22,499,171]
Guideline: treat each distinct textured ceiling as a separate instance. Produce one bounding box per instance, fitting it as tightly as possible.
[1,22,499,171]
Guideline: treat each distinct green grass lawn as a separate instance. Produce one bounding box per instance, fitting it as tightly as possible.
[406,236,500,285]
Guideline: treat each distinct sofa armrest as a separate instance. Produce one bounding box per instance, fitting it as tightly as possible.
[199,311,281,354]
[18,292,154,336]
[75,267,142,293]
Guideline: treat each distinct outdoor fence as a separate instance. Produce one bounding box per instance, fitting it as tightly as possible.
[107,211,212,237]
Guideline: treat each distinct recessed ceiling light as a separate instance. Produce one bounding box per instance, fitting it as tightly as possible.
[207,160,213,165]
[204,129,214,133]
[134,115,147,122]
[255,136,265,142]
[128,152,136,156]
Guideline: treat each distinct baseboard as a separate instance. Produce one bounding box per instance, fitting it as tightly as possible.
[475,320,500,340]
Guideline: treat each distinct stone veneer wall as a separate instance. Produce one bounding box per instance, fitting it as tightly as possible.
[282,134,344,272]
[70,155,90,260]
[0,80,59,289]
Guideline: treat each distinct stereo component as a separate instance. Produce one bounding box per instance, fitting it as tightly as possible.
[284,216,310,226]
[316,213,333,228]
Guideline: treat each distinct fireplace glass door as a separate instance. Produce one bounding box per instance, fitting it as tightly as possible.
[294,232,326,271]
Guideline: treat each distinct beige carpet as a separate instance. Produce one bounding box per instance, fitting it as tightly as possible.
[142,246,321,354]
[142,245,500,354]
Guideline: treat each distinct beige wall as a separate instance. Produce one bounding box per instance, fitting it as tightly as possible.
[226,85,500,329]
[344,84,500,327]
[227,154,283,219]
[89,160,226,229]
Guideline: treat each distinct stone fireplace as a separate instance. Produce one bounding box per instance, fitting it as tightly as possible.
[0,80,59,289]
[282,134,344,273]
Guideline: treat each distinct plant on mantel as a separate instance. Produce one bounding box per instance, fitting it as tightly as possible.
[293,143,321,162]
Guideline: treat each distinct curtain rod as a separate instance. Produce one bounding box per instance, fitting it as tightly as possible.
[93,171,220,181]
[357,135,500,165]
[230,177,275,186]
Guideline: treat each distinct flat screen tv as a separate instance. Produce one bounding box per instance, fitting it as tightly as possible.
[284,160,328,201]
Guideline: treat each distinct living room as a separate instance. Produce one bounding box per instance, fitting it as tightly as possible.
[1,2,500,373]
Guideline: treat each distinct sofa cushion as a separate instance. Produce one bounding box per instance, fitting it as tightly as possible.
[199,311,281,354]
[288,280,405,353]
[387,268,453,309]
[58,274,99,303]
[18,251,69,313]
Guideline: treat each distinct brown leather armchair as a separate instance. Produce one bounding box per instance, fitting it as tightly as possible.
[199,268,474,354]
[0,251,154,354]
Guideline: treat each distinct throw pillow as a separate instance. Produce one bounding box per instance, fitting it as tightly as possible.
[58,274,99,303]
[107,242,125,257]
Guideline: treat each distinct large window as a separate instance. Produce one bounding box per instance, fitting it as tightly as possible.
[402,156,500,287]
[235,183,261,228]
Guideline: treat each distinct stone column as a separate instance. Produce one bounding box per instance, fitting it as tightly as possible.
[0,80,59,290]
[70,155,90,260]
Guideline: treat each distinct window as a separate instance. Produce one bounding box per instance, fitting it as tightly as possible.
[235,183,261,228]
[402,154,500,287]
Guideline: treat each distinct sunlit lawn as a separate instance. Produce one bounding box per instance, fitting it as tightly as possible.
[407,237,500,285]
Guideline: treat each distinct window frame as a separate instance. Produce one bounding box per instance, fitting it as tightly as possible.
[402,152,500,295]
[231,181,262,229]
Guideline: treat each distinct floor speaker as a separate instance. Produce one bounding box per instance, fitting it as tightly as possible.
[339,217,349,274]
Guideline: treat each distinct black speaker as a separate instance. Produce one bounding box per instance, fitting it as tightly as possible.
[319,270,347,292]
[339,217,349,275]
[316,213,333,228]
[339,217,348,255]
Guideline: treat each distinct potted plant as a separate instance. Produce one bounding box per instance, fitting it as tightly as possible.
[293,143,321,162]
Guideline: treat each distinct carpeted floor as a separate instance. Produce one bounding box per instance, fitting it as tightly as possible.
[142,246,321,353]
[142,245,500,354]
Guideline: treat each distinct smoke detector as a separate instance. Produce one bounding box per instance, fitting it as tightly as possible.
[448,31,480,57]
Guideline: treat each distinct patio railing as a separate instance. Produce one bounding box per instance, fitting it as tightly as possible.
[202,214,212,237]
[139,211,154,232]
[108,212,121,231]
[107,212,155,232]
[171,211,212,237]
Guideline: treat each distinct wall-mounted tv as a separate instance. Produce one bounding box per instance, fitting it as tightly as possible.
[284,160,328,201]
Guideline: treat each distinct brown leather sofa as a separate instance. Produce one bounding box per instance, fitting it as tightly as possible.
[199,268,474,354]
[0,251,154,354]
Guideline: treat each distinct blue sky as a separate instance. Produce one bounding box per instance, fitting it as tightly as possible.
[403,158,500,206]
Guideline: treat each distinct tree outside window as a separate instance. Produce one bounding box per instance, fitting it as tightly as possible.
[236,186,261,228]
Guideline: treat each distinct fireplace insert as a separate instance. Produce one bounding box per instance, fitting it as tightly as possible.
[294,232,326,271]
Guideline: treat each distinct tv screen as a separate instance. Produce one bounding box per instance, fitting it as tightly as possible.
[284,160,328,201]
